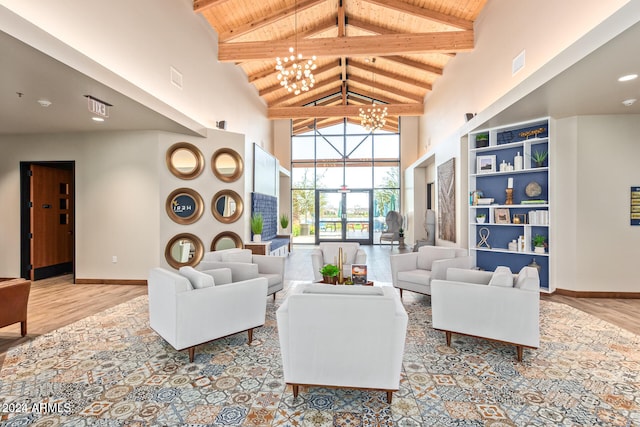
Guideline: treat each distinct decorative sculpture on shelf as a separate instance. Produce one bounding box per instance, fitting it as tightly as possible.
[477,227,491,248]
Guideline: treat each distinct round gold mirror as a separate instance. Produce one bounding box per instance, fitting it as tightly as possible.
[210,232,243,251]
[211,189,243,224]
[167,142,205,180]
[212,148,243,182]
[164,233,204,269]
[166,188,204,225]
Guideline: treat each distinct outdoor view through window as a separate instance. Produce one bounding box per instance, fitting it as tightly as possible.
[290,120,400,245]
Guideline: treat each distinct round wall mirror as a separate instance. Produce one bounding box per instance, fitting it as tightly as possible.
[166,188,204,224]
[165,233,204,269]
[211,189,243,223]
[210,231,243,251]
[212,148,243,182]
[167,142,205,180]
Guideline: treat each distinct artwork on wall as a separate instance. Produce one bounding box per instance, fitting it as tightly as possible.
[437,158,456,242]
[631,186,640,226]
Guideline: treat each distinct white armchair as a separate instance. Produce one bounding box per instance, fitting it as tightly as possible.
[431,266,540,361]
[197,248,285,300]
[276,284,407,402]
[390,246,472,297]
[148,267,268,362]
[310,242,367,282]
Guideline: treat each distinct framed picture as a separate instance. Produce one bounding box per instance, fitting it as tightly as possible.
[494,208,511,224]
[476,155,496,174]
[351,264,368,285]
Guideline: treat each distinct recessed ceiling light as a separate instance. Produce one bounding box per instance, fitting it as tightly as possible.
[37,99,52,107]
[618,74,638,82]
[92,117,105,122]
[622,98,637,107]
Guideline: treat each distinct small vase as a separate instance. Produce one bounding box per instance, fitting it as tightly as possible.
[323,276,337,285]
[253,234,262,242]
[534,246,545,254]
[476,217,486,223]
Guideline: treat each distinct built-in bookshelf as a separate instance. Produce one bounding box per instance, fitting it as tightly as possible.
[468,117,553,292]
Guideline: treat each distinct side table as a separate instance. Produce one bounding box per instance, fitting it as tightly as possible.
[244,241,271,255]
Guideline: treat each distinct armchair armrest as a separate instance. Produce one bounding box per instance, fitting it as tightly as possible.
[430,256,473,281]
[197,261,259,282]
[252,254,285,275]
[390,253,418,286]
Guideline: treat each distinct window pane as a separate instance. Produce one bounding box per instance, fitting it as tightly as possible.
[374,164,399,188]
[291,163,315,189]
[345,121,370,135]
[315,163,343,188]
[292,136,314,161]
[373,135,400,159]
[292,189,315,238]
[345,163,372,188]
[316,135,343,160]
[373,188,400,224]
[346,135,372,160]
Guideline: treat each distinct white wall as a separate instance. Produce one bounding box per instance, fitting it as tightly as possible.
[420,0,630,153]
[0,0,271,146]
[554,115,640,292]
[0,132,160,280]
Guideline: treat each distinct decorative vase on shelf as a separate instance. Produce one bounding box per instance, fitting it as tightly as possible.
[534,246,545,254]
[253,234,261,242]
[476,216,486,224]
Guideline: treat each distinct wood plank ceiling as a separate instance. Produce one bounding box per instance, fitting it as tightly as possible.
[194,0,487,133]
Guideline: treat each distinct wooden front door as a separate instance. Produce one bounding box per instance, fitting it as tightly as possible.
[29,164,74,280]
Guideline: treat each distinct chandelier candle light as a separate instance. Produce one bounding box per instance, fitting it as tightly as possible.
[359,58,388,131]
[275,1,317,95]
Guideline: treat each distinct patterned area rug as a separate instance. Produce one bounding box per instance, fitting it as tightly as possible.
[1,288,639,426]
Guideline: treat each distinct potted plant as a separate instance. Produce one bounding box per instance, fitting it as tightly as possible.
[475,133,489,148]
[531,149,548,168]
[398,227,404,238]
[532,234,547,253]
[280,213,289,232]
[319,264,340,284]
[476,213,486,223]
[251,213,263,242]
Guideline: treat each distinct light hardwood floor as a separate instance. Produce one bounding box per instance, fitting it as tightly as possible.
[2,244,639,367]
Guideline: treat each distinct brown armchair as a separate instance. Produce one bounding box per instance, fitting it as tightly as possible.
[0,279,31,336]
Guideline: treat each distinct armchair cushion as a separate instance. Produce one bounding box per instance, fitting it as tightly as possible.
[179,266,214,289]
[488,266,513,287]
[416,247,456,270]
[220,250,253,263]
[200,268,233,286]
[515,267,541,291]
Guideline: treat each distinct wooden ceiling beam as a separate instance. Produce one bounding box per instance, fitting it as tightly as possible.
[362,0,473,30]
[348,89,407,105]
[385,56,443,77]
[349,61,432,91]
[258,61,341,97]
[348,75,424,103]
[268,103,423,119]
[270,84,342,107]
[218,31,474,61]
[193,0,231,13]
[218,0,325,42]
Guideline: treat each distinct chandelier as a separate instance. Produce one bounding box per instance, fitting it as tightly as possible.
[359,103,388,131]
[275,1,317,95]
[359,58,388,131]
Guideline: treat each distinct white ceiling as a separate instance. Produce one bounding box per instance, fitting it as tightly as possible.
[1,19,639,136]
[0,30,201,136]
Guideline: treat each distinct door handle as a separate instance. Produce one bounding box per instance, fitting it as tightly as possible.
[42,204,51,209]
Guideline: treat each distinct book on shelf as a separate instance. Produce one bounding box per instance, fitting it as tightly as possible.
[521,199,547,204]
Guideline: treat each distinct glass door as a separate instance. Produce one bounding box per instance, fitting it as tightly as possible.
[316,190,372,244]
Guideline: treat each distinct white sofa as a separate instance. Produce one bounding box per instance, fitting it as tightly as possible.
[310,242,367,282]
[197,248,285,300]
[276,283,407,403]
[431,266,540,361]
[390,246,472,297]
[148,267,268,362]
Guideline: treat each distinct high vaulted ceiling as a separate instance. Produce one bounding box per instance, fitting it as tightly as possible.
[195,0,487,132]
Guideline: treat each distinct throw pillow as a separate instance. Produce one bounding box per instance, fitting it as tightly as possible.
[179,266,215,289]
[488,266,513,287]
[416,247,456,270]
[514,266,540,291]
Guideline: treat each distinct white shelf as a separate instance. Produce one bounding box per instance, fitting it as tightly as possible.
[471,247,549,257]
